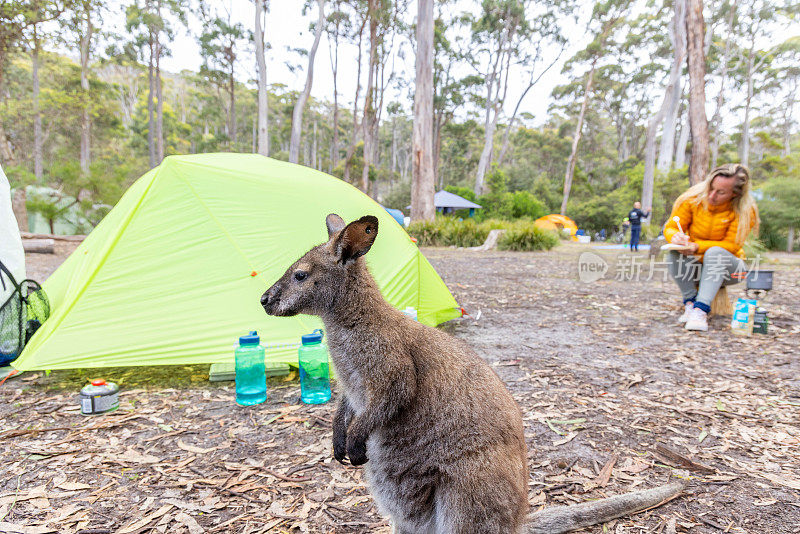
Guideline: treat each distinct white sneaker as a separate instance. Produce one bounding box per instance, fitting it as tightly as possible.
[678,302,694,323]
[685,307,708,331]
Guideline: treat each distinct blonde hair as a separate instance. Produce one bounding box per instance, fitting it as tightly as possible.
[672,164,760,245]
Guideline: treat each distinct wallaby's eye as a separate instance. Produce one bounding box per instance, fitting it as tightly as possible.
[294,271,308,282]
[365,227,372,234]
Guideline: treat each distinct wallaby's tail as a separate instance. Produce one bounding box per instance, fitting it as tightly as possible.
[527,481,686,534]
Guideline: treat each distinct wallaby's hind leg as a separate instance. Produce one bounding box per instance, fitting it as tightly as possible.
[434,479,525,534]
[393,525,433,534]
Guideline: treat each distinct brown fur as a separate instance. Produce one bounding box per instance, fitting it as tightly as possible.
[262,214,684,534]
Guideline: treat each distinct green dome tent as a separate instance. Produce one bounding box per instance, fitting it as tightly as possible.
[14,154,461,371]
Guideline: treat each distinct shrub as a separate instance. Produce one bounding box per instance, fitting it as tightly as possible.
[406,219,443,246]
[407,217,558,251]
[509,191,547,219]
[498,222,559,251]
[408,217,506,247]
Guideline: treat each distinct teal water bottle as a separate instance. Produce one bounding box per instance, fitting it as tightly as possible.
[298,329,331,404]
[235,331,266,406]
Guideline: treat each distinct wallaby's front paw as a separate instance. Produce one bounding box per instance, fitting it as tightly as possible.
[333,434,348,464]
[347,437,368,466]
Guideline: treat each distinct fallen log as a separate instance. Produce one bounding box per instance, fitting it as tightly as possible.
[468,229,507,251]
[527,481,687,533]
[21,232,86,242]
[22,239,55,254]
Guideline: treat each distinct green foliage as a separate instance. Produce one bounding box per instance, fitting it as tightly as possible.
[497,223,559,251]
[406,217,558,251]
[407,217,490,247]
[444,185,476,202]
[759,176,800,229]
[757,175,800,251]
[742,235,769,260]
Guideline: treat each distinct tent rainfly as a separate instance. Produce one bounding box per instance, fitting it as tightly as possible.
[14,154,461,371]
[534,214,578,240]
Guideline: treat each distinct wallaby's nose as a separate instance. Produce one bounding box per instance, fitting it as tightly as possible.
[260,291,271,306]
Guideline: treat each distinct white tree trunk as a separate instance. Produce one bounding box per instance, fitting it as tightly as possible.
[360,1,381,194]
[289,0,325,164]
[80,8,93,176]
[473,20,513,196]
[787,226,795,252]
[686,0,710,185]
[155,41,164,162]
[411,0,435,222]
[255,0,269,156]
[147,35,156,168]
[675,108,690,168]
[657,0,687,171]
[560,62,596,216]
[709,1,737,167]
[642,91,671,219]
[783,79,796,156]
[474,116,496,196]
[741,51,755,168]
[33,33,43,180]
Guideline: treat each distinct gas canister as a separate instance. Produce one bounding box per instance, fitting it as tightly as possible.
[79,379,119,415]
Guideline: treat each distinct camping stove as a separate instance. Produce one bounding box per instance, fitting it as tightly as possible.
[745,270,772,335]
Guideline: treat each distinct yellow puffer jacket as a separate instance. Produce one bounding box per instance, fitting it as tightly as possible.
[664,197,750,261]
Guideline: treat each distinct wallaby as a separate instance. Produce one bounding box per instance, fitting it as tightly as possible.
[261,214,684,534]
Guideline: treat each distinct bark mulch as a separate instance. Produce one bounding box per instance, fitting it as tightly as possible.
[1,244,798,533]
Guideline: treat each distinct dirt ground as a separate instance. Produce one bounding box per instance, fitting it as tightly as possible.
[1,242,799,533]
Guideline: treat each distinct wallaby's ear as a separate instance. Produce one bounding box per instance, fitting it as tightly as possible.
[334,215,379,263]
[326,214,346,239]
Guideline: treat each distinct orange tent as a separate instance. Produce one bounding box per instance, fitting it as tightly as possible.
[534,214,578,240]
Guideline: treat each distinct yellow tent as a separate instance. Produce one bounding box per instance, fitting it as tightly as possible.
[534,214,578,240]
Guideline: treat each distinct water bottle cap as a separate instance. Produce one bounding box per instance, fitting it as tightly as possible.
[239,331,260,345]
[301,329,323,345]
[91,379,106,386]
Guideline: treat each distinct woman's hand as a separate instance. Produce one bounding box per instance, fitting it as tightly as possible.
[671,232,690,246]
[679,241,699,255]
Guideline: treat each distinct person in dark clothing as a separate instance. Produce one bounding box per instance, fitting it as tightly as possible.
[628,201,650,252]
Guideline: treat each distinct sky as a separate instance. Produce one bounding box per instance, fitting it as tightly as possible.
[92,0,799,130]
[154,0,593,126]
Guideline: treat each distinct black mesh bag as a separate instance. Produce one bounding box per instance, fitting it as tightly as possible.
[0,260,49,367]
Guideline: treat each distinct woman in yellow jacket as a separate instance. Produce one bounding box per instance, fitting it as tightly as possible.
[664,164,759,331]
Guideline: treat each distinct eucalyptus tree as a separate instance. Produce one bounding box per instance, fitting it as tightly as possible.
[642,0,686,221]
[342,1,368,184]
[411,0,434,222]
[559,0,629,215]
[324,0,352,171]
[656,0,687,171]
[430,5,478,183]
[468,0,528,196]
[0,1,40,168]
[254,0,268,156]
[734,0,798,167]
[685,0,709,185]
[359,0,408,195]
[25,0,70,179]
[495,3,569,169]
[289,0,325,164]
[126,0,186,167]
[69,0,105,178]
[2,0,66,229]
[774,39,800,156]
[709,0,737,166]
[198,13,247,150]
